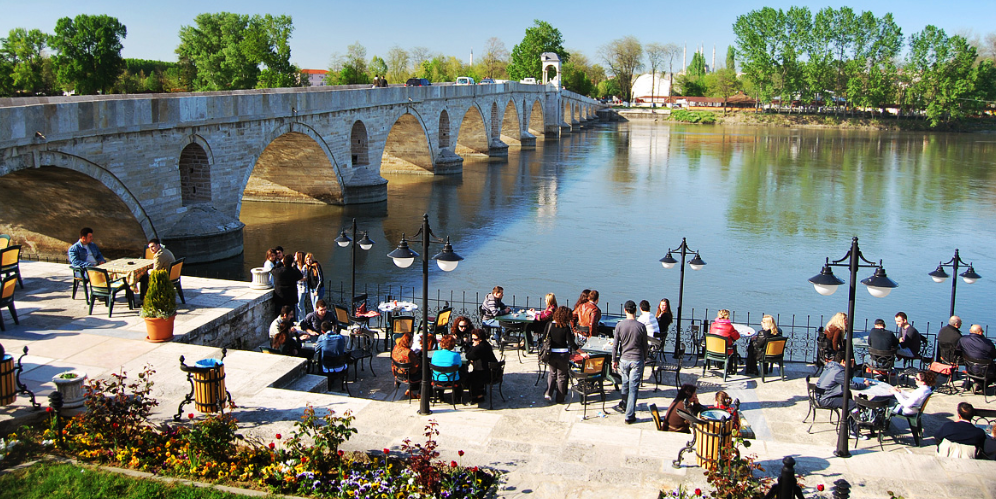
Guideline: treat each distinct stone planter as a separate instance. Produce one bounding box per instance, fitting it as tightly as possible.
[53,371,87,409]
[250,267,272,290]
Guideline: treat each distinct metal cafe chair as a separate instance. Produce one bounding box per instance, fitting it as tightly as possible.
[890,392,932,446]
[486,360,506,409]
[391,359,416,403]
[867,347,898,385]
[70,265,91,304]
[803,375,841,434]
[851,396,891,451]
[653,341,685,392]
[430,364,461,410]
[963,356,994,403]
[565,355,607,419]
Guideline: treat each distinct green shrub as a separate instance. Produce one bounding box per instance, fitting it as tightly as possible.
[671,110,717,124]
[140,269,176,319]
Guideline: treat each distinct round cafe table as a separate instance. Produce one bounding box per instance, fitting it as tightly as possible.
[378,301,418,314]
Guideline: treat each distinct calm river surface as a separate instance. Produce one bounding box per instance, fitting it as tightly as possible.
[198,122,996,332]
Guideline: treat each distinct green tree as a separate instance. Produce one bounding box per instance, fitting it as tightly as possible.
[599,36,642,102]
[726,45,736,71]
[482,37,509,79]
[596,78,622,99]
[176,12,296,91]
[2,28,50,95]
[507,20,569,81]
[708,68,740,114]
[562,58,594,96]
[369,55,388,80]
[688,51,706,77]
[0,57,13,96]
[386,46,409,83]
[645,42,666,104]
[50,14,126,94]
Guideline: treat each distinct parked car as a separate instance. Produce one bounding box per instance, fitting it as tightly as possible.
[479,78,495,85]
[519,77,536,84]
[405,78,432,87]
[456,77,476,85]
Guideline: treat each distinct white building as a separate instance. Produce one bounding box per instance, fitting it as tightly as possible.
[301,69,328,87]
[631,73,673,106]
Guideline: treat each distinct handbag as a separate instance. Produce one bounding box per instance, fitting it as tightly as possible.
[538,322,553,364]
[929,361,953,376]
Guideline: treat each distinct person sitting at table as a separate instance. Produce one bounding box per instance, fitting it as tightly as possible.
[664,384,703,433]
[316,320,348,374]
[936,315,963,364]
[545,306,586,404]
[271,321,301,356]
[481,285,512,320]
[936,402,989,458]
[465,328,498,403]
[637,300,661,340]
[817,350,868,436]
[712,391,741,431]
[709,309,740,355]
[299,299,337,339]
[430,334,463,403]
[525,293,557,351]
[895,312,922,360]
[575,289,601,338]
[956,324,996,391]
[269,306,304,339]
[68,227,106,268]
[412,327,436,353]
[391,332,421,399]
[451,315,474,340]
[869,318,899,351]
[571,289,590,325]
[824,312,848,356]
[656,298,674,340]
[745,314,781,376]
[138,238,176,301]
[888,370,935,416]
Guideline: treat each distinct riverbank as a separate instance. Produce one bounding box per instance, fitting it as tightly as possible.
[615,108,996,132]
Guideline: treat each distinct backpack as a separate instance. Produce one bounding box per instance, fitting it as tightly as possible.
[537,322,553,364]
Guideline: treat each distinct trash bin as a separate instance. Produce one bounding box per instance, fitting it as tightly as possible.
[695,408,733,468]
[0,354,15,406]
[192,358,226,413]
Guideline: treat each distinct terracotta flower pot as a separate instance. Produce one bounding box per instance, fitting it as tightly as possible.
[145,316,175,343]
[53,371,87,409]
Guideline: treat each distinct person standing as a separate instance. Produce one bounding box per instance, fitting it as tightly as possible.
[637,300,661,340]
[894,312,922,360]
[936,316,963,364]
[270,254,303,318]
[262,248,279,286]
[545,306,586,404]
[304,253,325,312]
[612,300,648,424]
[68,227,106,268]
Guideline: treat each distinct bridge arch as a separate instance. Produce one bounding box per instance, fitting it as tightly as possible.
[179,135,214,206]
[527,99,545,136]
[0,151,155,258]
[456,103,489,157]
[240,122,344,210]
[499,100,522,146]
[380,111,435,174]
[351,120,370,167]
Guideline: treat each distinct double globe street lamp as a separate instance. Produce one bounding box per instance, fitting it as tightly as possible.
[335,218,375,314]
[660,237,706,359]
[808,236,897,458]
[928,249,981,318]
[387,214,464,415]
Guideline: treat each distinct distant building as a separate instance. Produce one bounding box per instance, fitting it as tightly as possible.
[631,73,673,106]
[301,69,329,87]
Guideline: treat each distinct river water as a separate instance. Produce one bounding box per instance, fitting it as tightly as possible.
[198,122,996,333]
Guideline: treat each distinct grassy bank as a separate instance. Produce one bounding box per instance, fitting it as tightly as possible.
[715,111,996,132]
[0,461,276,499]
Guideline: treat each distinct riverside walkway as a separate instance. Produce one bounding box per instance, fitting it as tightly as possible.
[1,261,994,499]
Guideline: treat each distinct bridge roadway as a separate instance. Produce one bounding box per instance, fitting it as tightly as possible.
[0,84,603,262]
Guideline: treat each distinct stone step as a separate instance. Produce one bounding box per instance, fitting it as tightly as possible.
[280,373,328,393]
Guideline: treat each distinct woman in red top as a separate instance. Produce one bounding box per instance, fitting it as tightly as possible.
[709,309,739,354]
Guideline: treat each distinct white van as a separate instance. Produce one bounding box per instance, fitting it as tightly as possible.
[520,77,536,84]
[456,77,476,85]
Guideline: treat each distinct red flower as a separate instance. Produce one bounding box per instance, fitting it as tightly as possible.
[268,442,275,450]
[112,423,119,429]
[275,433,281,440]
[817,484,825,492]
[458,450,464,457]
[337,450,344,457]
[46,407,52,413]
[695,489,702,496]
[471,466,479,472]
[383,448,390,455]
[450,461,458,468]
[301,456,308,463]
[187,413,194,420]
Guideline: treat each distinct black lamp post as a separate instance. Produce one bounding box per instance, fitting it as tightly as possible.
[659,237,706,359]
[928,249,981,318]
[808,236,897,458]
[387,214,464,415]
[335,218,375,313]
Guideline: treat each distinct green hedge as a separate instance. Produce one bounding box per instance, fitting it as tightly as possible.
[670,110,717,124]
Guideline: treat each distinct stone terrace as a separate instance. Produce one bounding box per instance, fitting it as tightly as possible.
[1,261,994,499]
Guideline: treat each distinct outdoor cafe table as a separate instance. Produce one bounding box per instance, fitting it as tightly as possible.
[100,257,153,286]
[850,377,896,400]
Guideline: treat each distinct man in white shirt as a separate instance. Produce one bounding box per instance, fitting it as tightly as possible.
[637,300,661,339]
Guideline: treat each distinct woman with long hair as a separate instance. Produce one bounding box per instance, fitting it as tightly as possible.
[526,293,558,350]
[664,384,702,433]
[271,321,301,356]
[825,312,847,354]
[293,251,310,319]
[545,306,586,404]
[656,298,673,338]
[391,332,421,399]
[745,314,781,376]
[451,315,474,343]
[571,289,591,326]
[465,328,498,403]
[304,252,325,313]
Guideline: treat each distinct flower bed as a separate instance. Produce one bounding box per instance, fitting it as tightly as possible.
[1,365,499,498]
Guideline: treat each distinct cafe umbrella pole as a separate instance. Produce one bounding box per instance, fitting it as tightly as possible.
[928,249,981,318]
[388,214,464,415]
[808,237,897,458]
[660,238,706,359]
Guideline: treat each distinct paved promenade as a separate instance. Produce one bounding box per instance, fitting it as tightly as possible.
[1,261,994,499]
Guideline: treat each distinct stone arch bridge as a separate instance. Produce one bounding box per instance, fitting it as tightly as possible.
[0,84,602,262]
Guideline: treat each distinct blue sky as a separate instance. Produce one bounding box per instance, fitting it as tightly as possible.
[2,0,994,70]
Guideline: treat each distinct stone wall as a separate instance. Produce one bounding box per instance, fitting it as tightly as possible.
[175,292,272,350]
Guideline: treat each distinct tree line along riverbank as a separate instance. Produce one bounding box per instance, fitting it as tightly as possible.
[615,109,996,132]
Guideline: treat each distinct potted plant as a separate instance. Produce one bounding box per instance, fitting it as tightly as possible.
[141,269,177,342]
[52,370,87,408]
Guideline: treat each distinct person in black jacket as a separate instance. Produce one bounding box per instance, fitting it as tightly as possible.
[270,254,303,317]
[868,319,900,351]
[544,306,587,404]
[936,316,963,364]
[464,329,498,403]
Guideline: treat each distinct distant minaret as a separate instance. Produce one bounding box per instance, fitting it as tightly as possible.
[682,44,686,72]
[470,48,473,66]
[712,45,716,73]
